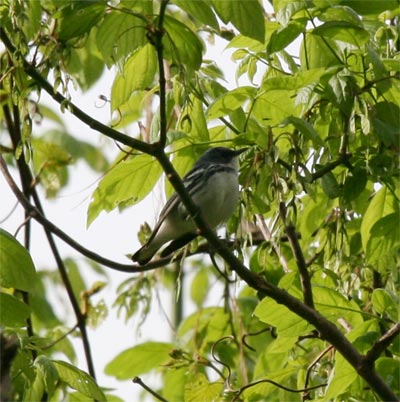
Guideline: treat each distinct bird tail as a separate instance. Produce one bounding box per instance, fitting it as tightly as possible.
[132,233,197,265]
[131,244,159,266]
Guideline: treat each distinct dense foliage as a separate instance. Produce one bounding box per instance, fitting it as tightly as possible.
[1,0,399,401]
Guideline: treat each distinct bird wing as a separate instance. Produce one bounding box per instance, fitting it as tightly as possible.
[145,164,207,243]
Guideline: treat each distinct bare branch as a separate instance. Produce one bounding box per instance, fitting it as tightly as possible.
[279,203,314,309]
[364,323,400,365]
[152,0,169,148]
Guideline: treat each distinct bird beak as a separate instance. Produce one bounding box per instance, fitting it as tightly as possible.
[234,148,248,156]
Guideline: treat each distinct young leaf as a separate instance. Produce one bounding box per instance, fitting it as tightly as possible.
[281,116,323,146]
[267,19,306,54]
[34,355,59,397]
[184,373,223,402]
[111,44,157,110]
[207,86,256,120]
[254,297,312,337]
[0,292,31,327]
[105,342,173,379]
[163,16,204,70]
[57,3,106,42]
[53,360,106,401]
[87,154,162,227]
[371,289,399,321]
[360,186,397,252]
[211,0,265,43]
[174,0,219,30]
[312,21,369,47]
[0,229,37,291]
[96,11,147,67]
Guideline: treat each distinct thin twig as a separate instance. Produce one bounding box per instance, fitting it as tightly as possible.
[231,378,327,402]
[211,336,235,391]
[241,327,272,352]
[279,203,314,309]
[132,377,169,402]
[42,324,79,350]
[303,345,333,400]
[153,0,169,148]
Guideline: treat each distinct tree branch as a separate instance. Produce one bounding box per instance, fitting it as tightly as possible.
[0,159,96,378]
[364,323,400,365]
[279,203,314,309]
[152,0,169,148]
[309,154,352,182]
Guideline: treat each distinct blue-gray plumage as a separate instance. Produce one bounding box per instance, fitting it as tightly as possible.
[132,147,246,265]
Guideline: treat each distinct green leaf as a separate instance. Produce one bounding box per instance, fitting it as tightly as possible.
[376,357,400,392]
[111,43,157,110]
[274,0,309,26]
[163,367,186,402]
[281,116,323,146]
[207,86,256,120]
[254,297,312,337]
[312,21,370,47]
[211,0,265,43]
[87,154,163,227]
[64,258,87,302]
[325,355,358,399]
[96,11,147,67]
[0,229,37,291]
[321,171,341,199]
[174,0,219,31]
[57,3,106,41]
[300,34,342,69]
[53,360,106,401]
[64,30,105,90]
[178,307,231,345]
[179,96,209,142]
[343,167,367,203]
[24,367,45,402]
[267,19,305,54]
[34,356,59,397]
[39,130,108,172]
[184,373,223,402]
[190,268,209,308]
[32,138,72,198]
[371,289,399,321]
[366,213,400,272]
[0,292,31,327]
[105,342,173,379]
[318,5,363,25]
[313,286,363,327]
[373,101,400,147]
[163,15,203,70]
[361,186,397,251]
[341,0,399,16]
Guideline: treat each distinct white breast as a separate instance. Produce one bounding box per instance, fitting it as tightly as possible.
[193,171,239,228]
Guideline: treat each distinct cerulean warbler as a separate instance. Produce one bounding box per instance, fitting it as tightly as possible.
[132,147,246,265]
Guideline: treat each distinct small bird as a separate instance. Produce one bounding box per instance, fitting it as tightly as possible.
[132,147,246,265]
